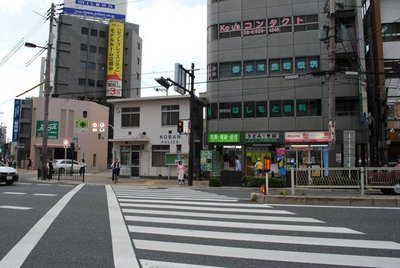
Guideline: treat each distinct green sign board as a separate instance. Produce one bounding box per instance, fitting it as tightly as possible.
[165,153,188,165]
[208,132,241,143]
[36,120,59,140]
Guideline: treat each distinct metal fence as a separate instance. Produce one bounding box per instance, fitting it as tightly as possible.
[290,167,400,196]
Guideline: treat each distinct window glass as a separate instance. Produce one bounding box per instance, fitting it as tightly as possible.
[231,102,242,118]
[152,145,170,167]
[121,107,140,127]
[81,27,88,35]
[282,100,294,116]
[80,44,87,51]
[255,102,268,117]
[269,101,281,117]
[90,29,97,36]
[207,103,218,119]
[161,105,179,126]
[244,102,255,118]
[219,103,231,119]
[99,30,106,38]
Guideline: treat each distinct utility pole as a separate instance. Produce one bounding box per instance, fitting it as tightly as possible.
[188,63,195,187]
[41,2,55,180]
[328,0,336,164]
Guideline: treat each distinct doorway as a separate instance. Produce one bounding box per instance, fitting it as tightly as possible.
[131,151,140,177]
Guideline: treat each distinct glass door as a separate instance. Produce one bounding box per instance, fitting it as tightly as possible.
[131,151,140,177]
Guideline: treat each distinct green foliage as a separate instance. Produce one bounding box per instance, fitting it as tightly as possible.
[208,177,221,187]
[242,176,285,188]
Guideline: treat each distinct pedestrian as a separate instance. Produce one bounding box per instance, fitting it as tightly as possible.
[177,160,186,185]
[254,158,264,177]
[234,156,241,171]
[80,158,86,175]
[27,158,32,170]
[48,160,53,180]
[111,158,120,183]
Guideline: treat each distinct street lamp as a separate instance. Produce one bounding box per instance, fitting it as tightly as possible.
[25,41,52,179]
[155,64,196,186]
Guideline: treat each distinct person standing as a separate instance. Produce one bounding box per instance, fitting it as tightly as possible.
[254,158,264,177]
[111,158,120,183]
[234,156,241,171]
[27,158,32,170]
[80,158,86,175]
[176,160,186,185]
[48,160,53,180]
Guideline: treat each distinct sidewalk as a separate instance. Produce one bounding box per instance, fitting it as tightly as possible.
[18,168,400,207]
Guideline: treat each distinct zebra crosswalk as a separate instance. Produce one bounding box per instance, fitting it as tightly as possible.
[112,186,400,268]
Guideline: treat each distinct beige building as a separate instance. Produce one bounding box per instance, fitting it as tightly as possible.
[30,97,109,170]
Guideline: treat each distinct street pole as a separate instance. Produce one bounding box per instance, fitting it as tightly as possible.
[328,0,336,165]
[188,63,195,187]
[41,3,55,180]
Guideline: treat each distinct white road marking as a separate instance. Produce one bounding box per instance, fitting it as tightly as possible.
[122,208,323,223]
[0,184,84,268]
[134,240,400,268]
[140,259,226,268]
[106,185,140,268]
[15,182,31,185]
[130,226,400,250]
[117,198,268,208]
[0,205,32,210]
[37,184,53,186]
[32,193,57,197]
[125,215,362,234]
[120,203,294,214]
[2,192,26,195]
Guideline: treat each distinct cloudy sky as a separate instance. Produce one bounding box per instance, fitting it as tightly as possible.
[0,0,207,140]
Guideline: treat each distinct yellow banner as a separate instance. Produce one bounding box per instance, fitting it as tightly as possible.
[106,21,124,97]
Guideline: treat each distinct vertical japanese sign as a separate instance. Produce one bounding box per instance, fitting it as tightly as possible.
[12,99,21,142]
[106,21,124,97]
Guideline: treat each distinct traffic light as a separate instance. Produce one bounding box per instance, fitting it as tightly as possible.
[177,120,183,133]
[264,158,271,172]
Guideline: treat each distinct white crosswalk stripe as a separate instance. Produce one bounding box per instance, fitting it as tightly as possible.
[112,186,400,268]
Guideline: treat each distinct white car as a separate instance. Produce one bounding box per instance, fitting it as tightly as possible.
[49,159,83,174]
[0,161,19,185]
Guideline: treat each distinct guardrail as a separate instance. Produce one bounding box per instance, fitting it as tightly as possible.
[57,168,85,182]
[290,167,400,196]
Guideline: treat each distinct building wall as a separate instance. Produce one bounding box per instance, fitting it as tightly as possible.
[207,0,368,167]
[54,15,142,100]
[30,97,109,170]
[110,95,203,178]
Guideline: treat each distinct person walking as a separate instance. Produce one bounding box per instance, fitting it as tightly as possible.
[48,160,53,180]
[254,158,264,177]
[111,158,120,183]
[80,158,86,175]
[177,160,186,185]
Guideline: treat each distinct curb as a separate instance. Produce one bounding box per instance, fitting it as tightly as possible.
[253,193,400,207]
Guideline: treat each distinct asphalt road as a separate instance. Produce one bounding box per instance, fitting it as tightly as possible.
[1,177,399,267]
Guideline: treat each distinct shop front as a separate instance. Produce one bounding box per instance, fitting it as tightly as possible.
[284,131,331,170]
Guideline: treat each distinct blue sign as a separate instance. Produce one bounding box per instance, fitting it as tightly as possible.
[63,0,127,21]
[12,99,21,142]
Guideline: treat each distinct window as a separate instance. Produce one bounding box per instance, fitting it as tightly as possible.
[207,103,218,119]
[255,102,268,117]
[98,63,106,71]
[336,98,358,116]
[243,19,267,36]
[137,42,141,50]
[244,102,255,118]
[208,24,218,41]
[384,59,400,78]
[219,22,242,39]
[161,105,179,126]
[268,17,292,34]
[219,62,241,78]
[80,44,87,51]
[88,62,96,70]
[219,103,231,119]
[90,45,97,53]
[294,14,318,32]
[152,145,170,167]
[81,27,88,35]
[243,60,267,76]
[97,80,104,88]
[98,47,106,54]
[99,30,107,38]
[121,107,140,127]
[282,100,294,116]
[137,57,140,65]
[296,99,322,116]
[90,29,97,36]
[83,111,88,118]
[382,23,400,42]
[269,101,282,117]
[78,78,86,86]
[88,79,95,87]
[80,61,87,69]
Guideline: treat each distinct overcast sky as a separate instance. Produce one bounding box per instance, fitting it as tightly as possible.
[0,0,207,140]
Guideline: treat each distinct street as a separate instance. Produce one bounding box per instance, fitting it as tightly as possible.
[0,177,400,267]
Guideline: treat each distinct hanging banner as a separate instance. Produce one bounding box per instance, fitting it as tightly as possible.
[12,99,22,142]
[106,21,124,97]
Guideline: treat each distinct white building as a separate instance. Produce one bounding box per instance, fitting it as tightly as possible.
[109,95,203,179]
